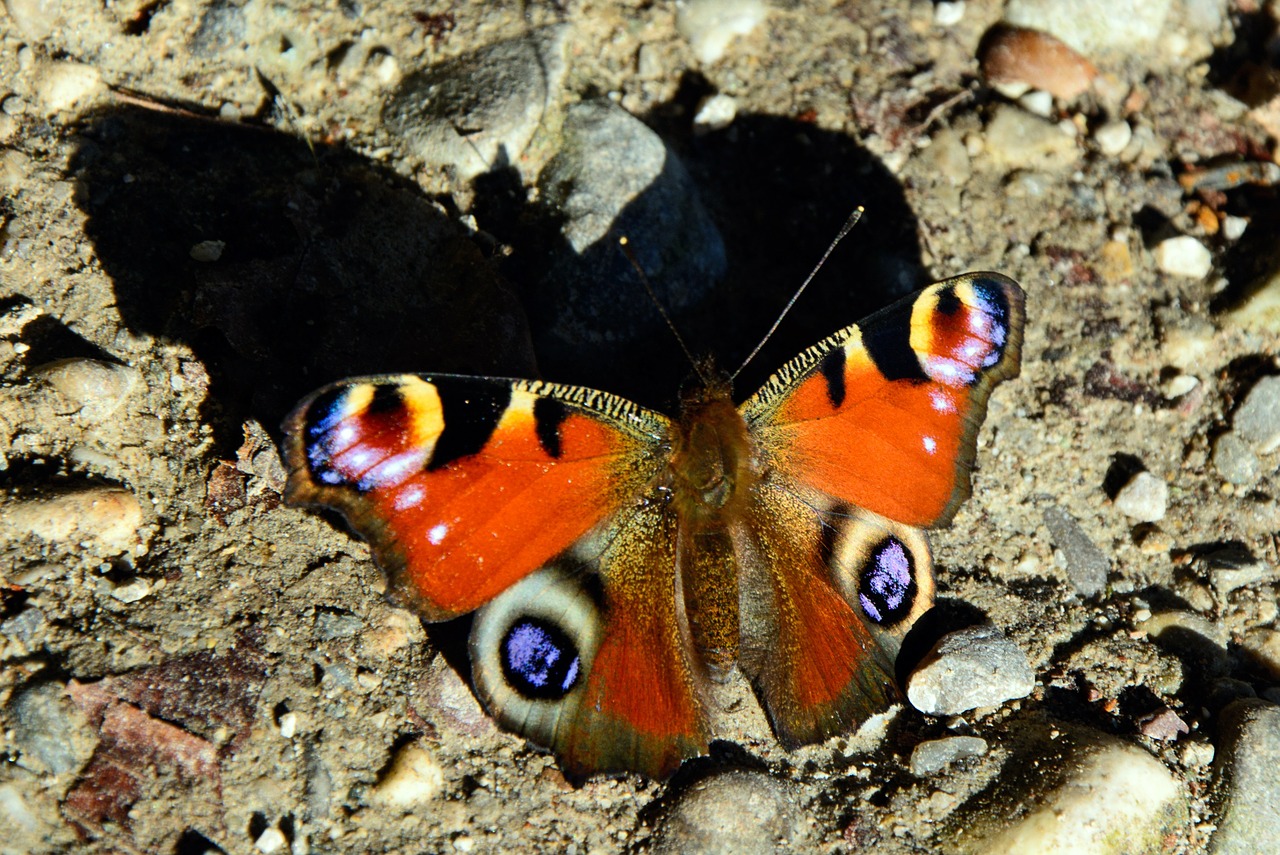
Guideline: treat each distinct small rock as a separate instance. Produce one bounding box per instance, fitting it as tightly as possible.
[907,624,1035,716]
[2,0,60,40]
[1208,430,1259,483]
[1232,376,1280,454]
[189,0,248,56]
[315,610,363,640]
[1113,471,1168,523]
[2,487,146,555]
[11,681,98,776]
[909,735,989,776]
[652,770,801,854]
[1138,707,1189,741]
[1205,551,1271,596]
[1240,629,1280,680]
[1211,699,1280,854]
[0,606,46,650]
[1221,216,1249,241]
[31,358,141,422]
[1042,504,1110,597]
[1219,256,1280,334]
[1179,740,1215,768]
[416,656,496,738]
[675,0,767,64]
[277,711,298,739]
[371,742,445,809]
[943,725,1188,853]
[109,578,152,604]
[1160,374,1199,399]
[383,26,569,180]
[693,93,737,133]
[1153,235,1213,279]
[254,826,287,854]
[30,60,104,116]
[1003,0,1173,56]
[980,25,1097,100]
[935,1,966,27]
[983,104,1079,169]
[1094,120,1133,156]
[1145,610,1230,675]
[189,239,225,262]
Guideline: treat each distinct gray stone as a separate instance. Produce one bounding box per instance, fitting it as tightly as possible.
[652,771,805,854]
[530,99,726,365]
[31,357,141,422]
[1212,432,1261,486]
[10,681,97,776]
[1042,504,1110,597]
[1211,699,1280,854]
[909,735,989,776]
[983,104,1079,170]
[907,624,1035,715]
[0,606,46,646]
[189,0,248,56]
[1113,471,1168,522]
[1004,0,1173,55]
[383,26,568,179]
[315,609,363,639]
[942,724,1188,853]
[1233,376,1280,454]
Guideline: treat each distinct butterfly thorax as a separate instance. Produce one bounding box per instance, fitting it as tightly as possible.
[668,382,759,526]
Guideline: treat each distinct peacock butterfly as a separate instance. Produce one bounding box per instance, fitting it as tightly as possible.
[281,271,1025,778]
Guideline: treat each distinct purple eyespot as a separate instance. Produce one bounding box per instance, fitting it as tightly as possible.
[501,618,581,700]
[858,537,916,626]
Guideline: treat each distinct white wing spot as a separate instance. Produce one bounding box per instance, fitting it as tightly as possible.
[428,523,449,545]
[923,436,938,454]
[394,484,425,510]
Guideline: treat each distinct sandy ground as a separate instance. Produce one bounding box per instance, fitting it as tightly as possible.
[1,0,1278,852]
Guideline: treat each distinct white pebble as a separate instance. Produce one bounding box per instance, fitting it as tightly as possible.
[2,487,145,555]
[1017,90,1054,118]
[32,358,141,422]
[1160,373,1199,399]
[371,742,444,808]
[1094,120,1132,156]
[110,578,152,604]
[278,711,298,739]
[255,827,287,854]
[1113,471,1168,522]
[934,1,966,26]
[1153,235,1212,278]
[1221,215,1248,241]
[30,60,104,116]
[675,0,767,64]
[692,93,737,133]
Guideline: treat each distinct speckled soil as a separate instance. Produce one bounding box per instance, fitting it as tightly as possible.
[0,0,1278,853]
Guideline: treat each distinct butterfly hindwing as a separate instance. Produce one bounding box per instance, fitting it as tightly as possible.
[742,272,1025,528]
[283,374,670,620]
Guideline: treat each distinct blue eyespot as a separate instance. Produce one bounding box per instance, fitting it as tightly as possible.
[859,537,916,626]
[501,618,581,700]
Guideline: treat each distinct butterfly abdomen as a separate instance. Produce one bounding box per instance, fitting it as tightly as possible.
[668,393,759,526]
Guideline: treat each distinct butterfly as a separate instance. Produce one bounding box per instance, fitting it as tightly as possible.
[281,272,1024,779]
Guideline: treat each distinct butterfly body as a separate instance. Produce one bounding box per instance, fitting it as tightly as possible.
[283,273,1025,778]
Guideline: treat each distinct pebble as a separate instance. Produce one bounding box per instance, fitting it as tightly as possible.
[934,1,966,27]
[1112,471,1168,523]
[1160,372,1199,399]
[2,487,145,555]
[1206,554,1271,597]
[1219,255,1280,333]
[371,742,445,808]
[1153,235,1213,279]
[1232,376,1280,454]
[1213,431,1266,485]
[29,60,104,116]
[10,681,97,776]
[1003,0,1173,55]
[1138,707,1189,741]
[277,711,298,739]
[1093,120,1132,156]
[382,26,569,180]
[982,104,1079,169]
[109,578,152,604]
[675,0,767,64]
[0,149,30,192]
[1240,629,1280,680]
[189,239,225,262]
[906,624,1035,716]
[909,735,989,776]
[979,25,1097,101]
[1042,504,1110,597]
[2,0,60,39]
[254,826,288,854]
[693,93,738,133]
[1144,610,1230,675]
[31,357,141,422]
[531,99,726,371]
[1211,699,1280,854]
[652,770,800,854]
[944,726,1187,853]
[0,605,46,649]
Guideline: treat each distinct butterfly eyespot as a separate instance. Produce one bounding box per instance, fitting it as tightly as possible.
[858,536,916,626]
[500,617,582,700]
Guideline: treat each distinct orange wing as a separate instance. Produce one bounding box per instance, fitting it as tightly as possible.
[283,374,669,619]
[741,273,1025,528]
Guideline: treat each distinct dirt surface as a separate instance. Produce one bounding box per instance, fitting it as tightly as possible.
[1,0,1278,853]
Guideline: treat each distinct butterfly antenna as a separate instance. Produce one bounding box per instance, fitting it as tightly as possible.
[730,206,865,382]
[618,236,713,386]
